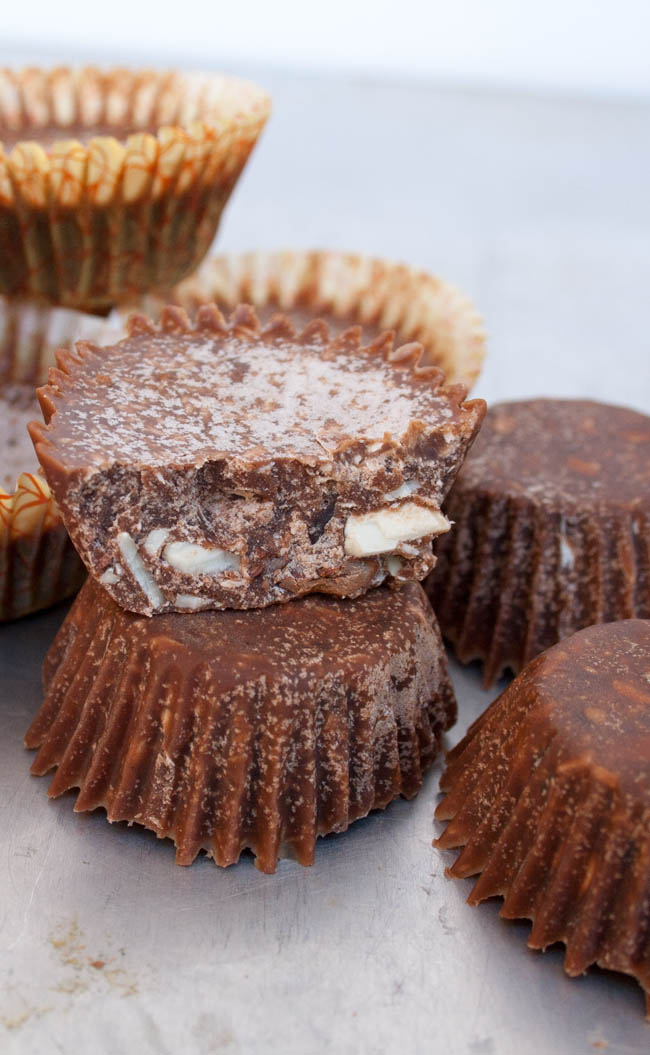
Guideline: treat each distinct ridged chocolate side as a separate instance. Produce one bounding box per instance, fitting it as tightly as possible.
[27,577,456,874]
[426,400,650,686]
[435,620,650,1015]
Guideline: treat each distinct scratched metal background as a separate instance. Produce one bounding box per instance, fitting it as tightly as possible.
[1,65,650,1054]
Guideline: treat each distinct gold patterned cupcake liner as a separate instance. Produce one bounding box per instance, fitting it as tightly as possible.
[128,249,486,389]
[0,67,270,310]
[0,472,85,620]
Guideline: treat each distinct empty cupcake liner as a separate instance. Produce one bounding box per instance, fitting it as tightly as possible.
[26,578,457,873]
[126,249,486,389]
[0,295,121,382]
[0,67,270,310]
[435,619,650,1014]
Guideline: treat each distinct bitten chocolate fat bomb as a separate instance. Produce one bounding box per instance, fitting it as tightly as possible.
[427,399,650,685]
[30,304,484,615]
[27,577,456,873]
[435,619,650,1013]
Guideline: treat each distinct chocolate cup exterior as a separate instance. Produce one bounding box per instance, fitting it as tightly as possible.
[435,619,650,1014]
[0,67,270,311]
[0,300,117,619]
[26,578,456,874]
[426,399,650,686]
[30,304,485,616]
[131,249,486,390]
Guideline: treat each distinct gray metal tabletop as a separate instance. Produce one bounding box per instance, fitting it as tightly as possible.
[1,66,650,1054]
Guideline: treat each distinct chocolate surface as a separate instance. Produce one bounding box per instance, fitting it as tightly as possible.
[1,384,38,491]
[453,399,650,507]
[37,312,473,467]
[427,399,650,685]
[27,578,456,873]
[31,305,484,615]
[435,619,650,1013]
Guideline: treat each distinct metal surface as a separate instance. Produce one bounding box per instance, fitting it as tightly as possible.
[1,68,650,1054]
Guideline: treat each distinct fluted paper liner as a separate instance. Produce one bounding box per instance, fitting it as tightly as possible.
[0,295,121,382]
[129,249,486,389]
[427,399,650,686]
[0,67,270,310]
[435,620,650,1015]
[29,303,485,615]
[26,577,456,873]
[0,301,116,618]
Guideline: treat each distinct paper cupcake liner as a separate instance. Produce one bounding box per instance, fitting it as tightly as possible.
[26,577,456,873]
[0,296,122,383]
[427,489,650,688]
[0,300,114,618]
[0,473,85,619]
[435,620,650,1014]
[0,67,270,310]
[127,249,486,389]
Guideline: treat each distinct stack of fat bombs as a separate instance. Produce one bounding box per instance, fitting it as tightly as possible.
[25,304,485,872]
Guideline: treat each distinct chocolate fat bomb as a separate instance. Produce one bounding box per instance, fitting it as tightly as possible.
[30,305,484,615]
[27,577,456,873]
[436,619,650,1013]
[427,399,650,684]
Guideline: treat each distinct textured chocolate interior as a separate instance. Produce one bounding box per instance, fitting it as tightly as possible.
[31,306,484,615]
[428,399,650,684]
[28,578,456,873]
[435,619,650,1011]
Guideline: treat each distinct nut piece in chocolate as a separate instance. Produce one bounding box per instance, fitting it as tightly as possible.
[435,619,650,1015]
[427,398,650,685]
[30,305,485,615]
[27,578,457,874]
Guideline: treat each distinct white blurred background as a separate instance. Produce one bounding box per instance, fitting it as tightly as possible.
[4,0,650,99]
